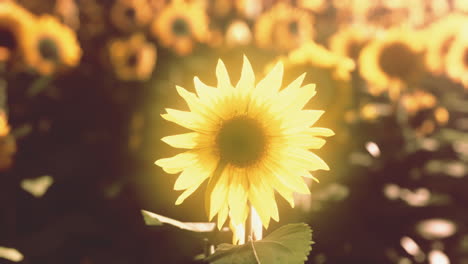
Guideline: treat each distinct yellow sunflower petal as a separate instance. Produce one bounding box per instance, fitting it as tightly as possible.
[162,109,212,132]
[174,154,216,190]
[286,147,330,171]
[227,169,248,225]
[194,76,219,105]
[254,61,283,99]
[264,158,311,194]
[286,134,326,149]
[217,203,229,229]
[236,55,255,94]
[175,184,200,205]
[248,179,274,229]
[216,59,233,92]
[208,165,230,220]
[306,127,335,137]
[155,152,198,174]
[161,132,201,149]
[281,110,324,132]
[288,84,317,112]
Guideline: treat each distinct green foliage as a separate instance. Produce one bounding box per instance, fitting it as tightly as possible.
[205,223,313,264]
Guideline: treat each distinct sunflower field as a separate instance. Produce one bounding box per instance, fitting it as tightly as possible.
[0,0,467,263]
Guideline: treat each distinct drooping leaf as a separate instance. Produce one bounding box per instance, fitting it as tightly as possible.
[141,210,217,232]
[205,223,313,264]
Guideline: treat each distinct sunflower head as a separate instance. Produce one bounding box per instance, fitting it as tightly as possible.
[359,28,426,98]
[156,56,333,242]
[254,3,315,52]
[108,33,157,81]
[151,0,208,56]
[23,15,81,75]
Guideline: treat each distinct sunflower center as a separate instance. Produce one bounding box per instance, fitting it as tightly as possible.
[347,41,362,60]
[216,117,266,167]
[288,21,299,35]
[378,42,416,80]
[38,37,59,61]
[124,7,136,19]
[127,53,138,67]
[172,18,190,36]
[0,28,16,50]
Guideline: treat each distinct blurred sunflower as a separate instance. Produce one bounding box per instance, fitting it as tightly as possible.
[358,28,426,99]
[445,26,468,89]
[23,15,81,75]
[425,14,468,75]
[234,0,263,19]
[0,2,34,65]
[400,90,449,137]
[156,56,333,240]
[151,0,208,56]
[254,2,314,52]
[108,33,157,81]
[110,0,152,32]
[329,26,370,62]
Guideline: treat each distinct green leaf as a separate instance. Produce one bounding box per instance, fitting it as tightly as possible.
[205,223,313,264]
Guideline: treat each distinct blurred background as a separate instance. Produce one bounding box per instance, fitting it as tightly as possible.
[0,0,467,263]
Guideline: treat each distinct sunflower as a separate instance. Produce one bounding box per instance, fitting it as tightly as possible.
[358,28,426,99]
[108,33,157,81]
[23,15,81,75]
[445,26,468,89]
[151,0,208,56]
[254,2,314,52]
[110,0,152,32]
[329,25,370,62]
[155,56,333,240]
[0,2,34,65]
[425,14,468,75]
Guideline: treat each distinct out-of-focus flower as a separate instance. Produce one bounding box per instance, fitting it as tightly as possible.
[23,15,81,75]
[110,0,152,32]
[359,28,426,99]
[445,26,468,89]
[225,19,252,47]
[0,2,34,65]
[151,0,208,56]
[329,26,370,62]
[0,111,15,172]
[400,90,449,137]
[156,56,333,243]
[108,33,157,81]
[209,0,233,18]
[254,2,314,52]
[425,14,468,75]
